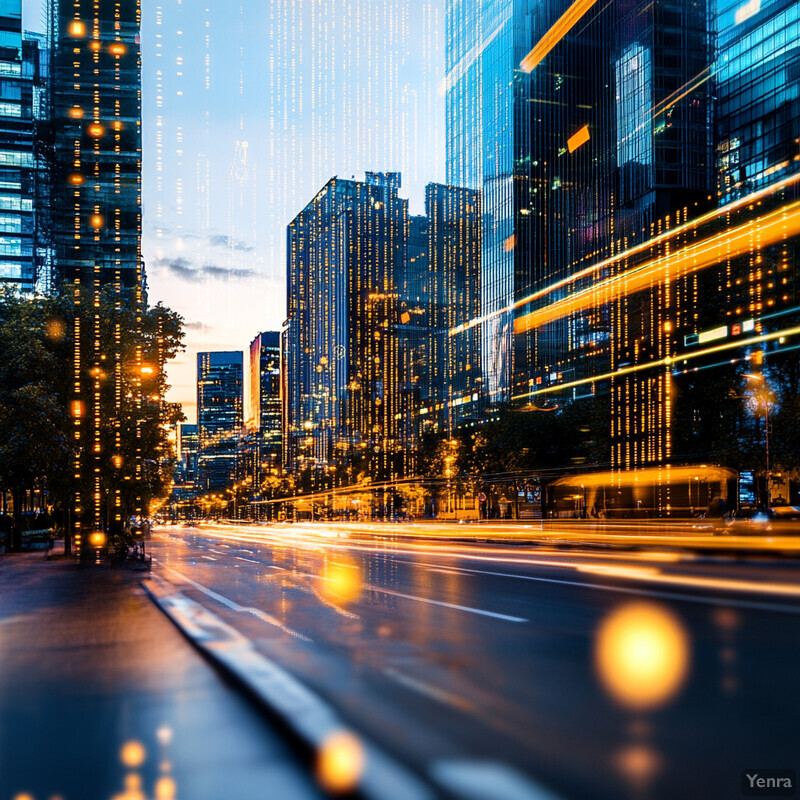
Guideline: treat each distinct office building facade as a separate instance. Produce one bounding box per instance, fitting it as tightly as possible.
[49,0,143,289]
[445,0,716,484]
[197,351,243,491]
[0,0,42,293]
[284,172,408,481]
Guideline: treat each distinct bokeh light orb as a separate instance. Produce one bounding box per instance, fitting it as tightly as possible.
[316,730,365,793]
[120,740,147,768]
[595,601,690,710]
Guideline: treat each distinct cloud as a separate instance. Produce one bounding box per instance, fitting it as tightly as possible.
[153,256,259,282]
[205,233,254,252]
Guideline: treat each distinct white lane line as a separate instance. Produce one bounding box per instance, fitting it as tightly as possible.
[236,556,259,564]
[370,586,527,623]
[416,563,800,616]
[384,667,473,711]
[208,548,226,555]
[201,555,217,561]
[162,567,312,642]
[267,565,285,570]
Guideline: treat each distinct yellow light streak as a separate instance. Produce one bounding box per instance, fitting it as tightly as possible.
[514,200,800,333]
[449,171,800,337]
[511,324,800,401]
[520,0,599,73]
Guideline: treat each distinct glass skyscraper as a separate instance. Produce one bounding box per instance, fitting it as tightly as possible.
[0,0,40,293]
[197,351,243,492]
[284,172,408,482]
[50,0,143,289]
[247,330,282,464]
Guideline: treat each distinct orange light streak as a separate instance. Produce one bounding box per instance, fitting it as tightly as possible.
[514,200,800,332]
[520,0,599,73]
[567,124,590,153]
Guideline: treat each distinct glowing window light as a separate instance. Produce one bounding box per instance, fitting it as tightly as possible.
[68,107,84,119]
[68,174,84,185]
[68,20,85,37]
[109,43,126,56]
[567,124,590,153]
[90,214,104,229]
[88,123,105,137]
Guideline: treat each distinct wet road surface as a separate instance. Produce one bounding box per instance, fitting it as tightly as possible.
[0,549,326,800]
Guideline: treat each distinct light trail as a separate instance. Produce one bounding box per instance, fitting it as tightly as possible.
[510,323,800,401]
[449,171,800,337]
[520,0,600,73]
[515,199,800,332]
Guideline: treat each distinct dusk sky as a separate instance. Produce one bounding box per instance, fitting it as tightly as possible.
[139,0,446,422]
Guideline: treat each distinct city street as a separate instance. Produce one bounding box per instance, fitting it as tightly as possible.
[150,521,800,800]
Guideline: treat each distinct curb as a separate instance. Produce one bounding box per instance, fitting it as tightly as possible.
[142,574,437,800]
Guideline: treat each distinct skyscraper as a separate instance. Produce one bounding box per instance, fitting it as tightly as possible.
[50,0,143,288]
[247,331,281,445]
[408,182,481,434]
[176,422,198,485]
[245,331,282,488]
[446,0,715,484]
[0,0,41,294]
[284,172,408,481]
[196,351,243,491]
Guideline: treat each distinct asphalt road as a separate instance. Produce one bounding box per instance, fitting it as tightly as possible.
[149,521,800,800]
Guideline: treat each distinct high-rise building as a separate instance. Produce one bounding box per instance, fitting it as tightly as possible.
[284,172,408,481]
[0,1,41,294]
[405,182,481,435]
[176,422,198,485]
[446,0,715,480]
[247,331,281,452]
[196,351,243,491]
[49,0,143,289]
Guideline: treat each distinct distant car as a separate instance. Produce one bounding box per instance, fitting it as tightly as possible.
[724,504,772,533]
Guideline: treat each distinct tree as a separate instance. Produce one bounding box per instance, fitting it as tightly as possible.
[0,291,71,549]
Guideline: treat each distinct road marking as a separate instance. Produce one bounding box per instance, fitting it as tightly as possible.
[384,667,474,711]
[431,760,562,800]
[236,556,259,563]
[419,563,800,616]
[162,567,312,642]
[369,586,527,623]
[201,555,217,561]
[208,548,226,554]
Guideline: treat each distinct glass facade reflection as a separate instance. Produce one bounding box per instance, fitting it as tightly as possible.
[0,0,39,293]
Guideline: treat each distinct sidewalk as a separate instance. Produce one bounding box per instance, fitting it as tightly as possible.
[0,548,326,800]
